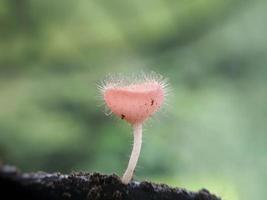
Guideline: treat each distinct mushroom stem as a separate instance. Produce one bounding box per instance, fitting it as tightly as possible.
[122,123,143,184]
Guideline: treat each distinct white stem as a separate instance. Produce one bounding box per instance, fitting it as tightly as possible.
[121,123,143,184]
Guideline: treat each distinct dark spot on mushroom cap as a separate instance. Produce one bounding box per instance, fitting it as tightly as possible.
[151,99,154,106]
[121,114,125,120]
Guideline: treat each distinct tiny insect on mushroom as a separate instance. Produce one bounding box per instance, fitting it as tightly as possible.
[99,73,168,184]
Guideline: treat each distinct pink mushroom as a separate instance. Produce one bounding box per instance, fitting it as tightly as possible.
[100,73,168,184]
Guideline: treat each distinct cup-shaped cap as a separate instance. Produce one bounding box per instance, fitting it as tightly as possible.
[103,82,164,125]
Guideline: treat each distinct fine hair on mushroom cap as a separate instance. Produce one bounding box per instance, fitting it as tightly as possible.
[99,72,169,123]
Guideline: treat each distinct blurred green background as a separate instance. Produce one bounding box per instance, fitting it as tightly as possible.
[0,0,267,199]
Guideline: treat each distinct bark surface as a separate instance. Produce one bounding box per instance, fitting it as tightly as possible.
[0,165,221,200]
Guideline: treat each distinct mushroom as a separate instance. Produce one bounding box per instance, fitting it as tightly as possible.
[100,73,168,184]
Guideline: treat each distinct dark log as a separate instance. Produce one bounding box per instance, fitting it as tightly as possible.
[0,165,221,200]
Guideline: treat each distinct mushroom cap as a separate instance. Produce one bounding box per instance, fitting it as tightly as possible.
[104,82,164,125]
